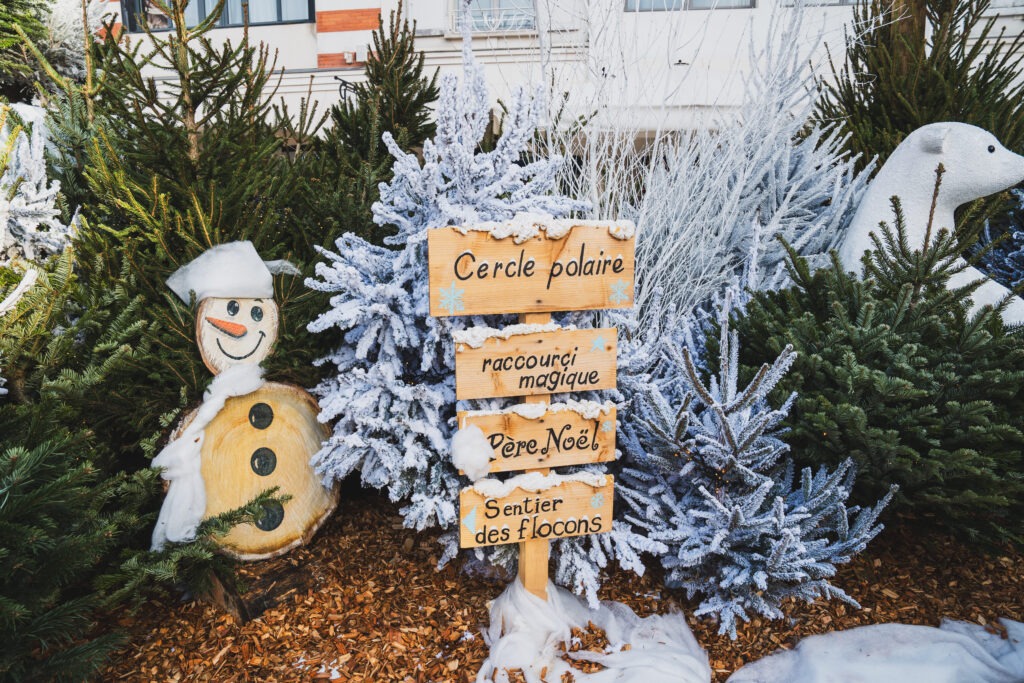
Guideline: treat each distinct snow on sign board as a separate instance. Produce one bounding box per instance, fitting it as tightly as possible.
[427,222,636,317]
[453,326,617,400]
[460,477,615,548]
[457,402,617,473]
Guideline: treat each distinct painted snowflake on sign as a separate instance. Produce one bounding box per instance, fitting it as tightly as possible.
[438,282,466,315]
[608,279,631,306]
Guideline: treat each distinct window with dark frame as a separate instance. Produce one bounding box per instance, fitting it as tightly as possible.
[777,0,856,5]
[624,0,755,9]
[456,0,537,32]
[123,0,315,32]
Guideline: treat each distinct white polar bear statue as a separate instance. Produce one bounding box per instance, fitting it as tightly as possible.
[838,122,1024,325]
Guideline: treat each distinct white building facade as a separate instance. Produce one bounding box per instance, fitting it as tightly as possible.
[105,0,1024,131]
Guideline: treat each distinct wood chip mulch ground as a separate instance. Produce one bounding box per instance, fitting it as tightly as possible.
[99,486,1023,682]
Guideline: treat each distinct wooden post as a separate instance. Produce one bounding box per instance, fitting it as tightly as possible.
[518,312,551,601]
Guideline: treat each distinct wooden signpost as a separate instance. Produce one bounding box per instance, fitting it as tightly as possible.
[429,219,635,600]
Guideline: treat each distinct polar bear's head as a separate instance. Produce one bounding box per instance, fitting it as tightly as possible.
[903,123,1024,207]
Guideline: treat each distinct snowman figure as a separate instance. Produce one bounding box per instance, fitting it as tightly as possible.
[151,241,338,560]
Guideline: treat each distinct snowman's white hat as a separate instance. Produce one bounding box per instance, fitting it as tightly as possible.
[166,241,300,304]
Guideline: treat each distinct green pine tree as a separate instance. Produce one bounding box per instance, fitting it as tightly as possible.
[733,168,1024,546]
[0,255,293,679]
[332,1,438,160]
[299,1,439,244]
[83,0,320,251]
[63,0,332,443]
[0,0,48,102]
[0,256,154,681]
[816,0,1024,301]
[0,436,128,682]
[1,10,313,672]
[817,0,1024,173]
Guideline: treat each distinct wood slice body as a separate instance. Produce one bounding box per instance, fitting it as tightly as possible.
[181,382,337,560]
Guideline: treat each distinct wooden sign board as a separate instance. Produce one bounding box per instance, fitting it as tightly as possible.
[458,405,617,473]
[428,225,636,317]
[454,327,617,400]
[459,477,614,548]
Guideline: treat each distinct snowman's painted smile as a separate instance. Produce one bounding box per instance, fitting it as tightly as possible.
[205,317,268,360]
[215,330,267,360]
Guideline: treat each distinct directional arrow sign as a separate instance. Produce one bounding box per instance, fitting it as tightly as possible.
[462,505,478,534]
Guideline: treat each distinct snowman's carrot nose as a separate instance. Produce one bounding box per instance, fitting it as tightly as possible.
[206,317,248,338]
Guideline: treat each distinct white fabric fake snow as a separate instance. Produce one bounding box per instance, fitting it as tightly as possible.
[728,618,1024,683]
[477,579,711,683]
[479,585,1024,683]
[166,241,300,304]
[461,398,614,421]
[452,425,493,482]
[470,471,608,499]
[150,364,265,550]
[452,322,575,349]
[452,212,636,244]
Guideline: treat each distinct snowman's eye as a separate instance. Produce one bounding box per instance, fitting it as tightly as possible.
[227,300,240,316]
[988,145,996,153]
[251,305,264,322]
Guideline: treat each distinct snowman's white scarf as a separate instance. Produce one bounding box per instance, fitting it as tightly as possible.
[150,364,265,551]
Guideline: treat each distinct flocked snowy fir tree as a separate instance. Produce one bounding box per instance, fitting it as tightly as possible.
[976,189,1024,290]
[630,7,868,319]
[0,105,72,265]
[617,284,894,638]
[37,0,108,87]
[307,30,589,561]
[1,0,107,102]
[305,23,669,600]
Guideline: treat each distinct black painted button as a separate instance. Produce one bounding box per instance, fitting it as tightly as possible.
[250,447,277,476]
[255,501,284,531]
[249,403,273,429]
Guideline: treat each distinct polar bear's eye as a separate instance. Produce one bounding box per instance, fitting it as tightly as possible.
[988,145,996,153]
